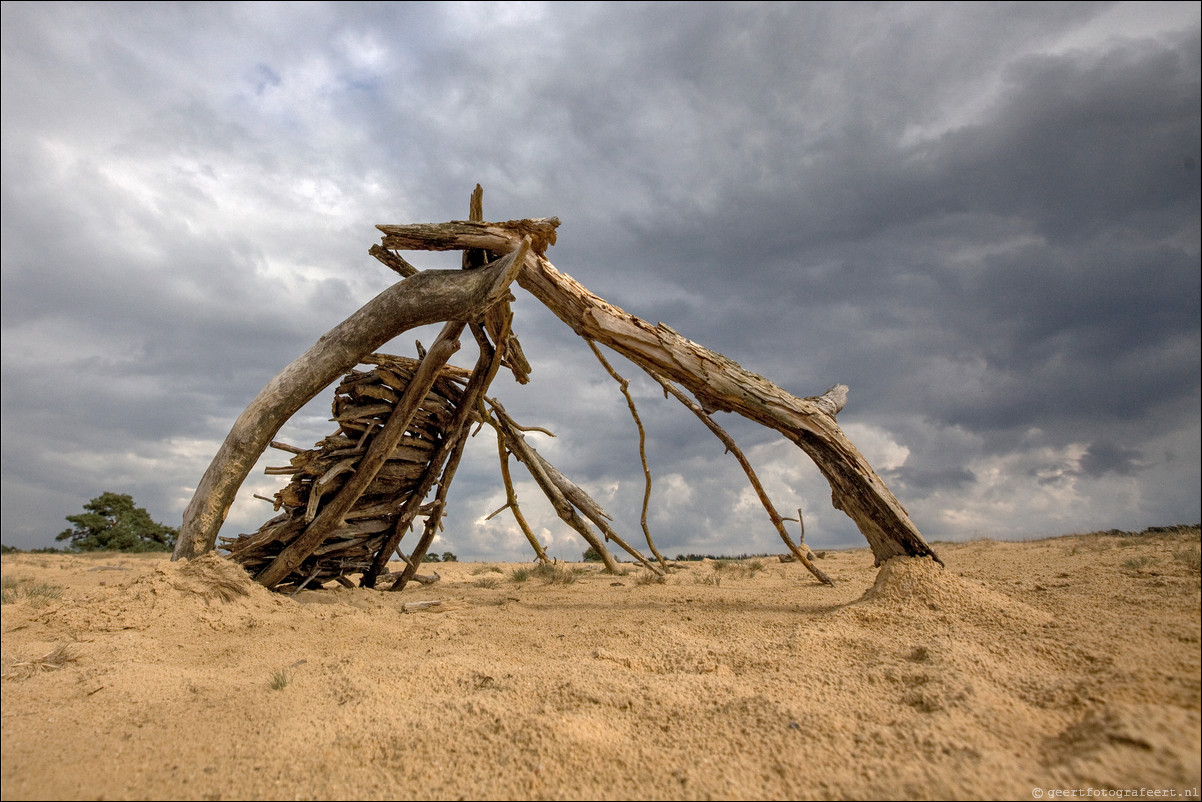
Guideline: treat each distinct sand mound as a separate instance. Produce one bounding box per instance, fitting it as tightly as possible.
[858,555,1054,626]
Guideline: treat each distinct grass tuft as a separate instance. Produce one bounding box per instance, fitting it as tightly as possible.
[1172,546,1200,573]
[532,563,577,585]
[1,577,63,606]
[2,643,81,679]
[270,669,290,690]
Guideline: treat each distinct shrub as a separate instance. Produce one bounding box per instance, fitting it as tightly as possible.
[56,492,176,552]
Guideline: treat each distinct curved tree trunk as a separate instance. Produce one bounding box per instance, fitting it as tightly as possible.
[172,256,526,561]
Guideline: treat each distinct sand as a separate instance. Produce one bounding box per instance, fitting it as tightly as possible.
[2,528,1199,800]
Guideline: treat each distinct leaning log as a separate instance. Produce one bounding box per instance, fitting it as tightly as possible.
[375,221,939,566]
[523,253,937,565]
[173,245,529,561]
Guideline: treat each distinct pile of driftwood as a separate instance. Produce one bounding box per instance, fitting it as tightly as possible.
[175,185,941,592]
[220,356,465,591]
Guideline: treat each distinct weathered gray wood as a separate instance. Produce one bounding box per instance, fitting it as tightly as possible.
[172,245,530,562]
[378,218,559,255]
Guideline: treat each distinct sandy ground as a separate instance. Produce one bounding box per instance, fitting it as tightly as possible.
[2,528,1199,801]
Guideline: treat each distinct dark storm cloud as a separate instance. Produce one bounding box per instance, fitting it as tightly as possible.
[2,2,1198,554]
[1078,441,1144,477]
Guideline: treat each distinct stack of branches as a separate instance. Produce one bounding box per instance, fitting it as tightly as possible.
[221,355,465,591]
[224,342,671,592]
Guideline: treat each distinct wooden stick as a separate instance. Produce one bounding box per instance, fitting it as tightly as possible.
[652,373,834,585]
[490,402,621,573]
[365,277,518,587]
[524,446,662,575]
[486,417,550,563]
[378,218,559,255]
[368,244,419,277]
[587,340,666,569]
[389,317,512,591]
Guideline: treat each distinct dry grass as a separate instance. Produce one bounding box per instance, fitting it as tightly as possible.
[2,643,81,679]
[1172,546,1201,573]
[532,563,578,585]
[1,576,63,606]
[1121,556,1156,571]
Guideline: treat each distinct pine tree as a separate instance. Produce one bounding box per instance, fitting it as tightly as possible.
[56,492,177,552]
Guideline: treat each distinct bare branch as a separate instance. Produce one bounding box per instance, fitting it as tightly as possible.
[586,340,665,569]
[652,373,834,585]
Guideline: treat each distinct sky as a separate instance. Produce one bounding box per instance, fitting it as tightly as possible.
[2,1,1199,561]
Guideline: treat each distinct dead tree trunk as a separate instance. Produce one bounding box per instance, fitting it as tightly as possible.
[172,246,528,561]
[375,220,939,566]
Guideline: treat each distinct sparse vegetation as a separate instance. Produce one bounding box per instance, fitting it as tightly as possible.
[473,576,501,589]
[634,571,666,585]
[509,568,531,583]
[1172,546,1200,573]
[270,669,290,690]
[533,563,578,585]
[710,559,765,580]
[470,565,503,576]
[1,576,63,606]
[1121,556,1156,571]
[2,643,80,678]
[674,551,778,561]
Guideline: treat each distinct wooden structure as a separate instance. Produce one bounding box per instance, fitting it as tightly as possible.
[175,187,941,591]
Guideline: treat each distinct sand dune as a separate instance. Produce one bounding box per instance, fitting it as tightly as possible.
[2,528,1199,800]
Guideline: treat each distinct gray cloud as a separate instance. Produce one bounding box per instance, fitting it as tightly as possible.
[2,2,1198,556]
